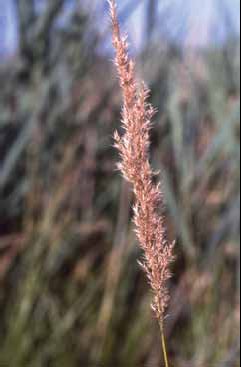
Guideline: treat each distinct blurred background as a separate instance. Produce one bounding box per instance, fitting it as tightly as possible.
[0,0,240,366]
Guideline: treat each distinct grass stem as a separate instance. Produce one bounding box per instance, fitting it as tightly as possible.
[160,322,169,367]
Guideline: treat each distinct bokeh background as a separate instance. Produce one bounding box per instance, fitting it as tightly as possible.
[0,1,240,366]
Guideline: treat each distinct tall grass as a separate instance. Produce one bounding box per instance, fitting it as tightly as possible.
[109,0,174,364]
[0,0,240,366]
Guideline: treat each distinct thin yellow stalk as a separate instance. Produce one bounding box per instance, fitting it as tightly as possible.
[160,321,169,367]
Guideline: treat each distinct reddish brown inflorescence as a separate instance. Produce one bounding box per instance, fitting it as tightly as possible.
[109,0,175,323]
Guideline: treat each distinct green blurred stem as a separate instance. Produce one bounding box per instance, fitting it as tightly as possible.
[159,321,169,367]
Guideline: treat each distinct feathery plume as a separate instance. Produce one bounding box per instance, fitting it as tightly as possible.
[108,0,175,325]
